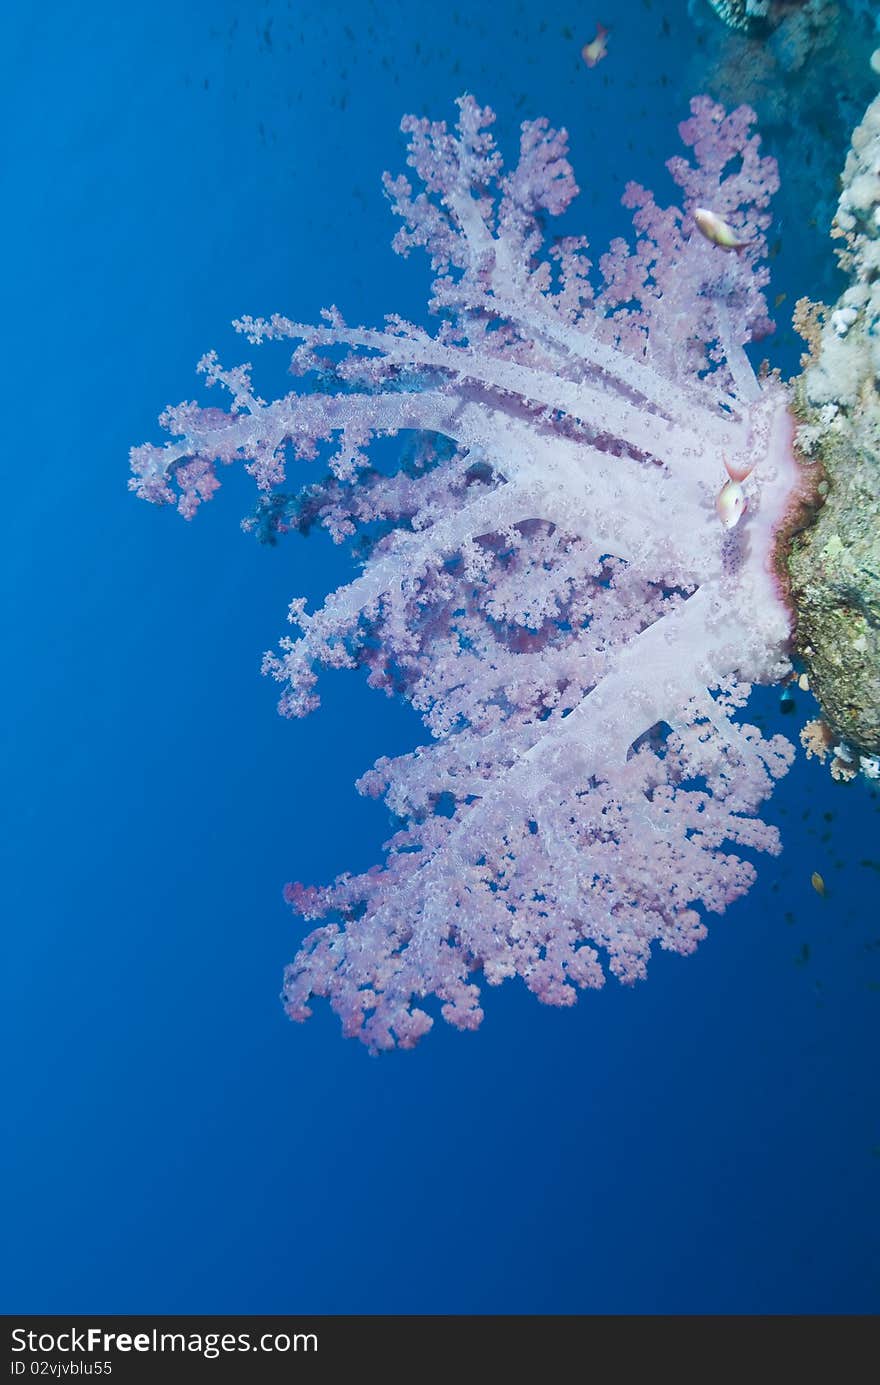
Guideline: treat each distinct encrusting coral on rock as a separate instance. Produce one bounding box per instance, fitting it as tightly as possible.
[788,65,880,774]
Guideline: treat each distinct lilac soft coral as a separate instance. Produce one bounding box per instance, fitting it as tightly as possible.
[131,96,801,1050]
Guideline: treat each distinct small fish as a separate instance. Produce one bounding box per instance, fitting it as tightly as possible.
[582,23,609,68]
[715,479,745,529]
[779,688,796,714]
[811,871,826,897]
[714,450,754,530]
[693,207,750,252]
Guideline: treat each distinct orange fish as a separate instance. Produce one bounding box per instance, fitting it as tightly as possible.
[582,23,609,68]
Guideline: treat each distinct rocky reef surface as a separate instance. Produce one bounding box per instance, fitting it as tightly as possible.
[788,67,880,777]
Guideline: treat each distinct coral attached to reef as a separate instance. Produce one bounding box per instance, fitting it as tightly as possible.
[703,0,806,41]
[132,97,804,1049]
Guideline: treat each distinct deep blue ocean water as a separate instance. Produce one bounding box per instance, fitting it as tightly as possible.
[2,0,878,1313]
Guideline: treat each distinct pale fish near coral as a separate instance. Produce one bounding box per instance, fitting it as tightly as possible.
[131,96,805,1051]
[694,205,751,251]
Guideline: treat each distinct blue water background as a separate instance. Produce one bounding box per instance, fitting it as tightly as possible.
[2,0,878,1312]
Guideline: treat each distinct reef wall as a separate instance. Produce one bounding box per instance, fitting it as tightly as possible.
[788,70,880,773]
